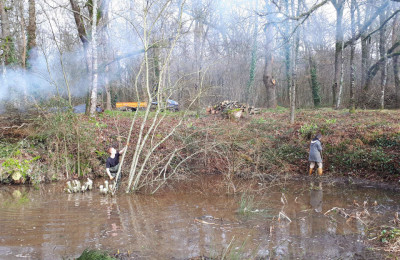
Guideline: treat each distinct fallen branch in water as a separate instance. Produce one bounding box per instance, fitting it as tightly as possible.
[194,218,217,225]
[324,207,349,218]
[278,211,292,223]
[324,206,371,226]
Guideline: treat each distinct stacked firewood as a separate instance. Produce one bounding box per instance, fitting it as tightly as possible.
[206,100,261,116]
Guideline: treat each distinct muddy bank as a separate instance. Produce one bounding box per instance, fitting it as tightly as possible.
[1,176,399,259]
[289,175,400,192]
[1,109,399,189]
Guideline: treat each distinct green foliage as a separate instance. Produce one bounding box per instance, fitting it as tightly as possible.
[299,123,318,139]
[95,150,107,157]
[319,125,334,136]
[371,133,400,148]
[1,36,18,65]
[276,144,306,163]
[379,228,400,243]
[328,144,398,175]
[89,117,107,128]
[0,142,18,158]
[1,154,40,182]
[325,118,337,124]
[263,106,287,113]
[34,101,99,178]
[251,117,267,124]
[225,108,242,117]
[77,249,116,260]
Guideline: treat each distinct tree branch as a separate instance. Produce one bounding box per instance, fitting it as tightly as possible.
[343,0,390,49]
[362,9,400,41]
[366,51,400,82]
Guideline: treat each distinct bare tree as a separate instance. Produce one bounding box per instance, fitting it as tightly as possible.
[379,10,388,109]
[392,13,400,108]
[0,0,14,65]
[245,0,259,104]
[349,0,356,112]
[262,24,276,109]
[331,0,345,109]
[27,0,37,64]
[89,0,98,115]
[290,0,301,123]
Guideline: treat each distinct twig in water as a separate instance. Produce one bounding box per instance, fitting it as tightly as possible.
[324,207,349,218]
[278,211,292,223]
[280,193,288,205]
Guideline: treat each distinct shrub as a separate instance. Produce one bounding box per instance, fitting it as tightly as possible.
[1,153,40,183]
[299,123,318,139]
[77,249,115,260]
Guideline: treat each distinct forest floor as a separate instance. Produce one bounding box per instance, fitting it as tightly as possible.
[0,107,399,185]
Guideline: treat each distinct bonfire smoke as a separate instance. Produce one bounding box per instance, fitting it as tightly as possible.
[0,0,143,112]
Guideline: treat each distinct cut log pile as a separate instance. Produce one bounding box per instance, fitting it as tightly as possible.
[66,178,93,193]
[206,100,261,117]
[99,180,114,195]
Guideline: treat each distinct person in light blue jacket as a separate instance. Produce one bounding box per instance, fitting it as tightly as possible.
[309,133,323,176]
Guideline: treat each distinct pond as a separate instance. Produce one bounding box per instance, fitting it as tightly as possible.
[0,176,399,259]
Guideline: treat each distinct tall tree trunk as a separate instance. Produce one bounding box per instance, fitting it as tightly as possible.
[379,11,388,109]
[359,1,372,107]
[152,44,160,97]
[394,14,400,108]
[89,0,98,115]
[105,77,112,110]
[349,0,356,113]
[193,16,208,113]
[263,25,276,109]
[18,0,26,68]
[283,0,291,105]
[17,0,28,106]
[27,0,36,65]
[69,0,89,47]
[0,0,14,65]
[308,48,321,108]
[69,0,91,113]
[290,0,300,124]
[395,56,400,108]
[245,0,258,104]
[331,0,344,109]
[102,0,111,111]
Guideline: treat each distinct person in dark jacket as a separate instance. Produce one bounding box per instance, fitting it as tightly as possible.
[106,146,127,181]
[309,133,323,176]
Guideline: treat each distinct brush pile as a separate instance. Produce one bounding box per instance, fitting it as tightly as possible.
[206,100,261,116]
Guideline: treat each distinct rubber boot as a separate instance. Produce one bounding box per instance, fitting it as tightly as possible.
[317,168,323,176]
[309,168,313,175]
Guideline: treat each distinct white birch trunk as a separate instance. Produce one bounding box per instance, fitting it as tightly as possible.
[89,0,98,115]
[336,44,344,109]
[18,0,28,105]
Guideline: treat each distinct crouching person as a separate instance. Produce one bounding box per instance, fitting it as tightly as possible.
[309,133,323,176]
[106,146,127,184]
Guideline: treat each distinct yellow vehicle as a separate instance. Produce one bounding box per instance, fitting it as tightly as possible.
[116,102,148,111]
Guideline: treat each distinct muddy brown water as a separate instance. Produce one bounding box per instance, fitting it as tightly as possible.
[0,177,399,259]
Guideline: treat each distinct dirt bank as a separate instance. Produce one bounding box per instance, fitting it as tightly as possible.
[1,108,399,187]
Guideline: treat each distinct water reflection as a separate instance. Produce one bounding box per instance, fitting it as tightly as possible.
[0,179,398,259]
[310,181,323,213]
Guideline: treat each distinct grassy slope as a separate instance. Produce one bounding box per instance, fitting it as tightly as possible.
[96,108,400,183]
[1,108,399,184]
